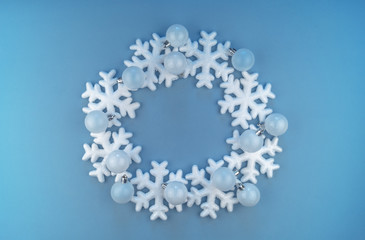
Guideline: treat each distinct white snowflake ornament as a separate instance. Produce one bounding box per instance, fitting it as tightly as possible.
[131,161,188,220]
[218,72,275,129]
[82,70,140,127]
[124,33,191,91]
[82,128,142,183]
[186,159,238,219]
[225,129,282,184]
[180,31,234,89]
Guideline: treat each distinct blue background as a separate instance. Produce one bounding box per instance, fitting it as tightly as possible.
[1,0,364,239]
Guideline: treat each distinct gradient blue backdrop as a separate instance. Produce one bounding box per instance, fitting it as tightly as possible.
[1,0,364,239]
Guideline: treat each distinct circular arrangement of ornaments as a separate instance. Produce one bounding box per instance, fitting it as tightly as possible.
[82,24,288,221]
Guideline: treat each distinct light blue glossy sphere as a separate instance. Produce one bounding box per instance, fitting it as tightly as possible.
[231,48,255,72]
[166,24,189,48]
[265,113,288,136]
[239,129,263,153]
[163,181,188,205]
[122,66,145,90]
[105,150,131,173]
[111,182,134,204]
[164,52,187,75]
[84,110,108,133]
[237,183,260,207]
[211,167,236,191]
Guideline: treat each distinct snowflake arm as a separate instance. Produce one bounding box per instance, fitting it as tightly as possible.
[89,162,110,183]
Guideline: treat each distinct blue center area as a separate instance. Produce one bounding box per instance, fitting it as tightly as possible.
[123,78,232,172]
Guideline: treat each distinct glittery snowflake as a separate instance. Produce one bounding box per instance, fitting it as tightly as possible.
[180,31,234,89]
[225,128,282,184]
[82,128,142,183]
[186,159,238,219]
[131,161,187,220]
[124,33,191,91]
[82,70,140,127]
[218,72,275,129]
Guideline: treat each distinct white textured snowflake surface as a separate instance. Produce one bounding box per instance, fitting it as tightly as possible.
[131,161,188,220]
[218,72,275,129]
[82,29,287,221]
[124,33,190,91]
[186,159,238,219]
[82,70,140,127]
[180,31,234,89]
[82,128,142,183]
[225,128,282,184]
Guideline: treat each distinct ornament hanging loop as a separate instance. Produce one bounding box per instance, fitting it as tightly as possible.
[108,114,116,121]
[121,174,129,183]
[163,40,171,48]
[228,48,237,56]
[256,123,265,136]
[236,182,245,190]
[233,168,240,176]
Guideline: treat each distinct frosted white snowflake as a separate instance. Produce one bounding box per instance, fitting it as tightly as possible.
[82,128,142,183]
[225,129,282,184]
[186,159,238,219]
[82,70,140,127]
[180,31,234,89]
[218,72,275,129]
[124,33,190,91]
[131,161,188,220]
